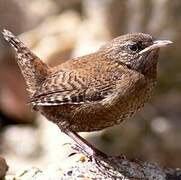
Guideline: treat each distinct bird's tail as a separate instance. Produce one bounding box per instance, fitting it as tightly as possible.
[2,29,49,97]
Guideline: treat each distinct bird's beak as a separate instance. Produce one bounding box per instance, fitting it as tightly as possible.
[139,40,173,55]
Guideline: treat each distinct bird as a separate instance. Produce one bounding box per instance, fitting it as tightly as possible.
[2,29,172,158]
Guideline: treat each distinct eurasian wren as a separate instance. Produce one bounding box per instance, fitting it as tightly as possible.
[2,30,172,158]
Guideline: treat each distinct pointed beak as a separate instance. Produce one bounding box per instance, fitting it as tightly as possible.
[139,40,173,55]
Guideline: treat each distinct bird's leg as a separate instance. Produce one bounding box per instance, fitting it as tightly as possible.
[65,130,108,159]
[61,129,123,179]
[57,121,118,176]
[58,121,107,159]
[62,129,121,176]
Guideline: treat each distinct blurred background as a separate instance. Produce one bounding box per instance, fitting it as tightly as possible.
[0,0,180,175]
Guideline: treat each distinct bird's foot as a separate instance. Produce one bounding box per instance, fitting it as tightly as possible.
[69,142,107,160]
[69,142,114,174]
[62,130,116,172]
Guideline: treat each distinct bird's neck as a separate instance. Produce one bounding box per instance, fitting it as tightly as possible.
[139,50,159,80]
[142,60,157,81]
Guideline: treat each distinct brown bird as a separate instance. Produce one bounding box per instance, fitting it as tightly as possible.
[2,30,172,158]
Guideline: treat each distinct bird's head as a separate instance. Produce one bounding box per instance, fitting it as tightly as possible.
[100,33,172,73]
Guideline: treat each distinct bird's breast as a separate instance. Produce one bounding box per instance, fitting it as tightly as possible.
[68,78,157,132]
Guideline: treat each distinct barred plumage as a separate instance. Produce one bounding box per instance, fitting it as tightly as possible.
[2,29,49,96]
[2,29,172,158]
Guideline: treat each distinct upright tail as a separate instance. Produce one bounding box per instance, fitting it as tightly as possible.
[2,29,50,97]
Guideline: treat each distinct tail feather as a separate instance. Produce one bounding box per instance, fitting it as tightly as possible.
[2,29,49,97]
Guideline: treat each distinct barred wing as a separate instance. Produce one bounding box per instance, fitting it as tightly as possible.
[30,70,117,106]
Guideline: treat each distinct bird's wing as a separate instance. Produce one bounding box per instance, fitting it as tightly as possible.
[30,69,118,106]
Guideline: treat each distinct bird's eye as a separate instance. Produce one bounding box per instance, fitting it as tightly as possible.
[128,44,138,52]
